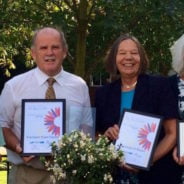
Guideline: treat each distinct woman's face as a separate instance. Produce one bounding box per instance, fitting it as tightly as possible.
[116,39,141,78]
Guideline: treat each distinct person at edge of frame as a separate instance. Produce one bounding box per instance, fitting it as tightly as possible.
[169,34,184,181]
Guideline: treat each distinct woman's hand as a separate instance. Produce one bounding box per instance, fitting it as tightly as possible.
[120,162,139,173]
[173,146,184,165]
[104,124,119,141]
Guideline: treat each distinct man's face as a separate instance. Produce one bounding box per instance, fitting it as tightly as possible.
[31,29,67,76]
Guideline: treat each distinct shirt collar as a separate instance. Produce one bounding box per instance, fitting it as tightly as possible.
[34,67,64,86]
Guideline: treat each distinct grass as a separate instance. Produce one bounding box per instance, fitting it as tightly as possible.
[0,159,8,184]
[0,170,7,184]
[0,148,8,184]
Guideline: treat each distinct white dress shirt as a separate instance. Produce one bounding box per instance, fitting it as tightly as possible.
[0,67,92,168]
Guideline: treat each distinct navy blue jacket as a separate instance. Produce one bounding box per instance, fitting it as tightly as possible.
[95,74,178,135]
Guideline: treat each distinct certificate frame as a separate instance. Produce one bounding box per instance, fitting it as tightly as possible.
[115,109,162,170]
[177,121,184,157]
[21,99,66,156]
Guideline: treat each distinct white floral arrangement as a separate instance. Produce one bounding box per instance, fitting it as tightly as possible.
[44,131,124,184]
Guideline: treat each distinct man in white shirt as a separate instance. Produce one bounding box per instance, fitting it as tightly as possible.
[0,27,92,184]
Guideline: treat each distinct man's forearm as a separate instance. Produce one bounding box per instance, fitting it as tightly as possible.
[2,127,21,153]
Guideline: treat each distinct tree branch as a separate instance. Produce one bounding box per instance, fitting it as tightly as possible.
[64,0,79,21]
[87,0,95,22]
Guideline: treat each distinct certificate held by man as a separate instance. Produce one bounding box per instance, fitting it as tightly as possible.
[21,99,66,156]
[115,109,162,170]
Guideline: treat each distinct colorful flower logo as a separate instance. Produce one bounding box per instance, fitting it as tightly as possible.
[138,123,156,151]
[44,107,60,136]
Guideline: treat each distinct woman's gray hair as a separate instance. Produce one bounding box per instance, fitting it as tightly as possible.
[170,34,184,75]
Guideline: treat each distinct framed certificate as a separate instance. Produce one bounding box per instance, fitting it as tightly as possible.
[21,99,66,156]
[177,121,184,157]
[115,109,162,170]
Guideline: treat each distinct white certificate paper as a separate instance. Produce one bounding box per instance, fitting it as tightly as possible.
[178,121,184,157]
[115,110,162,170]
[21,99,66,156]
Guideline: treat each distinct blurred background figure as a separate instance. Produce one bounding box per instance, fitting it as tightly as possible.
[169,34,184,171]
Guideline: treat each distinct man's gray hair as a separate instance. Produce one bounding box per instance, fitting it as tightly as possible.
[31,27,68,51]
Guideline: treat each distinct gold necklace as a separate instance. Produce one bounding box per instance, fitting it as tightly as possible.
[123,81,137,89]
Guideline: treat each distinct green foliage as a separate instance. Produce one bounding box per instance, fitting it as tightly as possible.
[0,0,184,82]
[87,0,184,77]
[0,156,8,184]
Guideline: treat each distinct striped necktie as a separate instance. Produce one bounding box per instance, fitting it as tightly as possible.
[45,78,56,99]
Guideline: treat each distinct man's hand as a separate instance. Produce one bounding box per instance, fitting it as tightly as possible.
[15,143,35,163]
[22,155,35,163]
[15,143,22,154]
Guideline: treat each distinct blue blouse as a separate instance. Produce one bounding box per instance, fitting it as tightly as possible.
[120,90,135,113]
